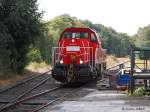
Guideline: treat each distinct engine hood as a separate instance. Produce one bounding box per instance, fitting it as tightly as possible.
[59,38,89,48]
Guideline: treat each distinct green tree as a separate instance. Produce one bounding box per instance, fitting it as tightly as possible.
[133,25,150,49]
[0,0,42,72]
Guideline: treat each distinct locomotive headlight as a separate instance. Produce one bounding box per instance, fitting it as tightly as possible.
[79,60,83,64]
[72,39,75,43]
[60,60,63,64]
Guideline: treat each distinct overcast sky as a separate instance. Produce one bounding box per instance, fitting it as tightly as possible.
[38,0,150,35]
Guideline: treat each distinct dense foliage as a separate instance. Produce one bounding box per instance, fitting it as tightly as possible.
[0,0,42,72]
[132,25,150,49]
[45,14,131,59]
[131,25,150,59]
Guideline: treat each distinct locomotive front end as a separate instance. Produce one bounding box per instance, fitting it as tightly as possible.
[52,28,93,83]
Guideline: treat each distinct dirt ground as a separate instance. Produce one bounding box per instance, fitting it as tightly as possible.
[106,55,129,68]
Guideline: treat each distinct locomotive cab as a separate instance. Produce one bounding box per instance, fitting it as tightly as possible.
[52,27,106,83]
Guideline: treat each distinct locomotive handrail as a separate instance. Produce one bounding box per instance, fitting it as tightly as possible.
[52,47,93,48]
[52,47,94,68]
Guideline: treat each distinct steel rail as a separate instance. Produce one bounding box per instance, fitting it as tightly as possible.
[0,86,62,112]
[31,95,67,112]
[1,80,91,111]
[31,84,87,112]
[0,70,51,94]
[0,76,51,112]
[15,86,62,105]
[31,85,84,112]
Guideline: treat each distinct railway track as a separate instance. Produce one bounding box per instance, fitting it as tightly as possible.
[0,71,51,94]
[0,72,50,99]
[0,70,59,112]
[0,70,84,112]
[0,82,81,112]
[0,86,63,112]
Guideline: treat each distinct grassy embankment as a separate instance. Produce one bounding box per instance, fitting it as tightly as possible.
[0,62,50,88]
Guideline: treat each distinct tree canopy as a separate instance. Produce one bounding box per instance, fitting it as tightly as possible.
[132,25,150,49]
[45,14,131,57]
[0,0,42,72]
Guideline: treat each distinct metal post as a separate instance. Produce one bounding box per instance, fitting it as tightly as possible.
[130,47,135,94]
[146,59,147,71]
[144,80,147,90]
[144,59,146,71]
[119,64,124,69]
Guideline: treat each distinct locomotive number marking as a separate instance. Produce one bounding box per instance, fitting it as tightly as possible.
[66,46,80,51]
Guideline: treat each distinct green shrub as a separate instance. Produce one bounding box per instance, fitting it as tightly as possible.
[26,47,42,63]
[133,87,145,96]
[127,87,150,96]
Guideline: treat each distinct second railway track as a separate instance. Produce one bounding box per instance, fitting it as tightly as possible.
[0,70,84,112]
[0,82,82,112]
[0,70,61,112]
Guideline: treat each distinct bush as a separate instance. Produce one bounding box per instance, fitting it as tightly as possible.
[133,87,145,96]
[127,87,150,96]
[26,47,42,63]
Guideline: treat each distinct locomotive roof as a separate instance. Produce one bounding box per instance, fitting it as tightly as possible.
[62,27,96,33]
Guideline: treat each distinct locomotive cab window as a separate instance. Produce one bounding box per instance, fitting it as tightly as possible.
[63,32,88,39]
[63,32,72,38]
[81,33,88,39]
[91,33,97,42]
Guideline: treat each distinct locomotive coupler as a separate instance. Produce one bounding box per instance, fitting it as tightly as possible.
[67,55,76,82]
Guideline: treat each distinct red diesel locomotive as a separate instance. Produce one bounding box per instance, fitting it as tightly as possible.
[52,27,106,83]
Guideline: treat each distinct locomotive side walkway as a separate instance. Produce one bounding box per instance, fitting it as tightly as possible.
[44,88,150,112]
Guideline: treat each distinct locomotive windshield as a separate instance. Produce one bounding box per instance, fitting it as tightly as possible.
[63,32,88,39]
